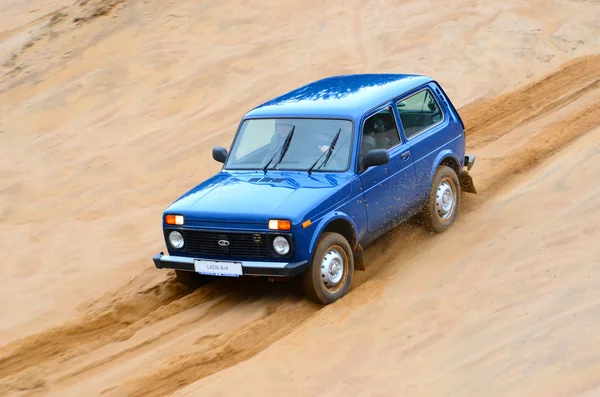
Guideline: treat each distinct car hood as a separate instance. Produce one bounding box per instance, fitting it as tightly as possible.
[166,171,353,225]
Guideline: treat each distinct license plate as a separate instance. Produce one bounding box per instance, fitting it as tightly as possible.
[194,260,243,277]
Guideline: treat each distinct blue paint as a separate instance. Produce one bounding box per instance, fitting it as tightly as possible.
[154,74,473,279]
[245,74,433,120]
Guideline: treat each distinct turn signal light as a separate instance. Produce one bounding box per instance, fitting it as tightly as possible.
[165,214,184,225]
[268,219,291,230]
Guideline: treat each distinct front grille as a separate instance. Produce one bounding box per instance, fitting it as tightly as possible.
[176,229,271,258]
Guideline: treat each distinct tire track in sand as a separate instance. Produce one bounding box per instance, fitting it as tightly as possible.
[102,299,315,397]
[0,275,214,380]
[460,55,600,149]
[1,54,599,397]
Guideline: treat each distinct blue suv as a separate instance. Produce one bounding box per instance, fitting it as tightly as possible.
[153,74,477,305]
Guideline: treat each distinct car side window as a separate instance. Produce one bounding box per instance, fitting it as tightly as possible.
[360,107,401,157]
[396,89,443,139]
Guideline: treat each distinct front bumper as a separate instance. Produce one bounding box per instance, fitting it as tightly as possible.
[153,252,309,277]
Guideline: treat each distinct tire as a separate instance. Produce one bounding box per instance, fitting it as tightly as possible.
[301,232,354,305]
[419,165,461,233]
[174,270,212,289]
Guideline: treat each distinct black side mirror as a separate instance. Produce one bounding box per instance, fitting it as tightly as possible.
[212,146,228,163]
[362,149,390,169]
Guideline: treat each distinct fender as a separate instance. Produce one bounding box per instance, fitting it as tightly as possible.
[308,211,358,258]
[430,150,461,184]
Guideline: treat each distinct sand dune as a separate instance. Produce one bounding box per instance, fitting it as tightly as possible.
[1,0,600,396]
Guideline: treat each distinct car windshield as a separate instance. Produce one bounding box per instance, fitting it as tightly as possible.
[224,118,354,172]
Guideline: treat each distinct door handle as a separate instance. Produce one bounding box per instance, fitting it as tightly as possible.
[401,151,411,160]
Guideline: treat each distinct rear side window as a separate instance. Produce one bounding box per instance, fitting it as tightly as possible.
[396,89,443,139]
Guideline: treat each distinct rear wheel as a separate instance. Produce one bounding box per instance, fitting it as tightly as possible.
[174,270,212,289]
[302,232,354,305]
[419,165,460,233]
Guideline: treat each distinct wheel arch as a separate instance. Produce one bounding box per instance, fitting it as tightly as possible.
[308,213,358,259]
[431,150,461,182]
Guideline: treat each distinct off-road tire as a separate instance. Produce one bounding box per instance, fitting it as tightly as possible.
[419,165,461,233]
[174,270,211,289]
[302,232,354,305]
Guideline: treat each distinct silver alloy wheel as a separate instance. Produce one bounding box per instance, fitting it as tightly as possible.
[320,246,348,293]
[435,176,457,220]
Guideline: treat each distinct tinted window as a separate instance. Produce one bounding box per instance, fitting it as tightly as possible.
[396,89,443,139]
[360,107,401,157]
[225,118,353,172]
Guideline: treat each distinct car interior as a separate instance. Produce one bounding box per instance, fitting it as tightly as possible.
[396,89,443,138]
[360,107,401,157]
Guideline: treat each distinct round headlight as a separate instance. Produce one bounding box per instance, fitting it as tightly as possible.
[273,236,290,255]
[169,231,184,249]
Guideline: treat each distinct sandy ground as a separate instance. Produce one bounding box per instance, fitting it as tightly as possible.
[1,0,600,396]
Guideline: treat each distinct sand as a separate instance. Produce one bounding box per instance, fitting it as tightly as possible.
[1,0,600,396]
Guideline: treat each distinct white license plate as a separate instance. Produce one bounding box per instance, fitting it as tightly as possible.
[194,260,243,277]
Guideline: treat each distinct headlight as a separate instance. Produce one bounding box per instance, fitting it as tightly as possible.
[169,231,184,249]
[273,236,290,255]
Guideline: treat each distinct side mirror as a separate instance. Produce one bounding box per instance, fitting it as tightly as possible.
[362,149,390,169]
[212,146,228,163]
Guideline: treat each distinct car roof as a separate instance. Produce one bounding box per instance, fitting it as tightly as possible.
[243,73,434,120]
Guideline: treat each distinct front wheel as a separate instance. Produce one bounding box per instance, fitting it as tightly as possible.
[301,232,354,305]
[419,165,461,233]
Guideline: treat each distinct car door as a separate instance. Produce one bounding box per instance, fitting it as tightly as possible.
[358,105,418,233]
[395,84,462,204]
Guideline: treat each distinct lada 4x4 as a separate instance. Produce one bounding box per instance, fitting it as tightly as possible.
[153,74,477,305]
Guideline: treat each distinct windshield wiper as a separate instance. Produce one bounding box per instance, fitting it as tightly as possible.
[307,128,341,174]
[263,125,295,173]
[271,126,295,170]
